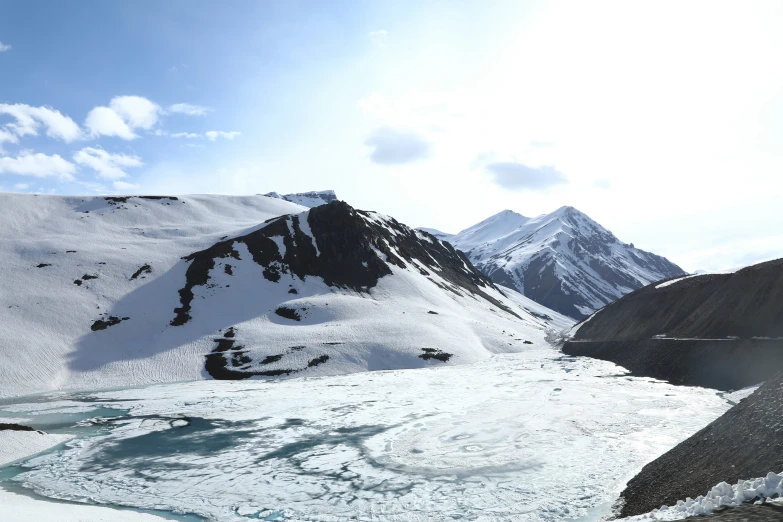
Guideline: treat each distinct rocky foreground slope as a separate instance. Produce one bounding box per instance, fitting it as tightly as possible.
[564,258,783,390]
[437,206,685,320]
[619,371,783,518]
[0,192,571,397]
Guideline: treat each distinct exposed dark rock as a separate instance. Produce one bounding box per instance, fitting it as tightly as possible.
[307,355,329,367]
[66,250,76,253]
[619,371,783,517]
[130,264,152,280]
[73,279,82,286]
[564,257,783,389]
[36,263,51,268]
[288,288,298,294]
[91,316,129,331]
[105,196,179,205]
[419,348,453,362]
[212,339,236,353]
[523,340,533,344]
[82,274,98,280]
[224,264,233,276]
[275,306,301,321]
[0,423,38,432]
[223,327,235,338]
[260,354,284,365]
[427,311,439,315]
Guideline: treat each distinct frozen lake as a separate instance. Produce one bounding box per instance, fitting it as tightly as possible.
[1,347,730,521]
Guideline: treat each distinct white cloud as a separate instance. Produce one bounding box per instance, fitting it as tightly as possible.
[0,104,82,142]
[73,147,143,179]
[110,96,160,129]
[369,30,388,47]
[0,128,18,145]
[85,96,161,140]
[84,106,137,140]
[0,41,10,52]
[113,180,140,190]
[171,132,202,139]
[0,151,76,180]
[13,183,29,190]
[205,131,240,141]
[168,103,210,116]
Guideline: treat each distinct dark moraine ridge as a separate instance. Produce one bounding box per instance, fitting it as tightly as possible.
[563,257,783,389]
[619,371,783,518]
[171,200,518,326]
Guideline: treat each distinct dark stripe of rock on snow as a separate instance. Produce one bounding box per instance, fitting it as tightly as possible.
[171,200,518,327]
[618,371,783,518]
[563,257,783,390]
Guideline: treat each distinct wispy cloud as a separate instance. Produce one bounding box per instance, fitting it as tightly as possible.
[0,104,82,142]
[73,147,143,179]
[485,161,568,191]
[113,180,140,190]
[0,41,10,52]
[168,103,210,116]
[205,131,240,141]
[0,151,76,180]
[364,126,430,165]
[171,132,202,139]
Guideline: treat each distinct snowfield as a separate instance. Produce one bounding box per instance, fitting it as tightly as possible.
[0,193,571,398]
[1,346,731,522]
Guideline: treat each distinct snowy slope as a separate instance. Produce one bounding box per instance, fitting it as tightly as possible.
[0,193,572,398]
[416,227,454,242]
[448,206,685,319]
[262,189,337,208]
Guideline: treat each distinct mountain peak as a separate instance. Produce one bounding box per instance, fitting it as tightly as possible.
[262,190,337,208]
[446,205,686,319]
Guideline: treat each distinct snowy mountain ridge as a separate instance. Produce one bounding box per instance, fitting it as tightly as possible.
[442,206,685,319]
[262,189,337,208]
[0,192,571,397]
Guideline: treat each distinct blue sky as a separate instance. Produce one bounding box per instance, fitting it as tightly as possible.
[2,1,783,271]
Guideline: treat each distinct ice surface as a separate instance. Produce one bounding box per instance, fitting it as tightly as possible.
[6,347,730,522]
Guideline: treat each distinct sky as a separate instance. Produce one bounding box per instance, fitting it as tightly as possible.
[1,0,783,272]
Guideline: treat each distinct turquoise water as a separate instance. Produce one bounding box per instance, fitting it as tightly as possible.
[0,396,205,522]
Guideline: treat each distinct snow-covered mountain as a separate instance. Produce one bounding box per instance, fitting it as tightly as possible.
[444,206,685,320]
[262,189,337,208]
[0,193,571,397]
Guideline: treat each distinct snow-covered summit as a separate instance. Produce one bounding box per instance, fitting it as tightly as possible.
[263,189,337,208]
[448,206,685,319]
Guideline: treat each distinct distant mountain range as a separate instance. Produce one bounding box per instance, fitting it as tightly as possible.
[423,206,685,319]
